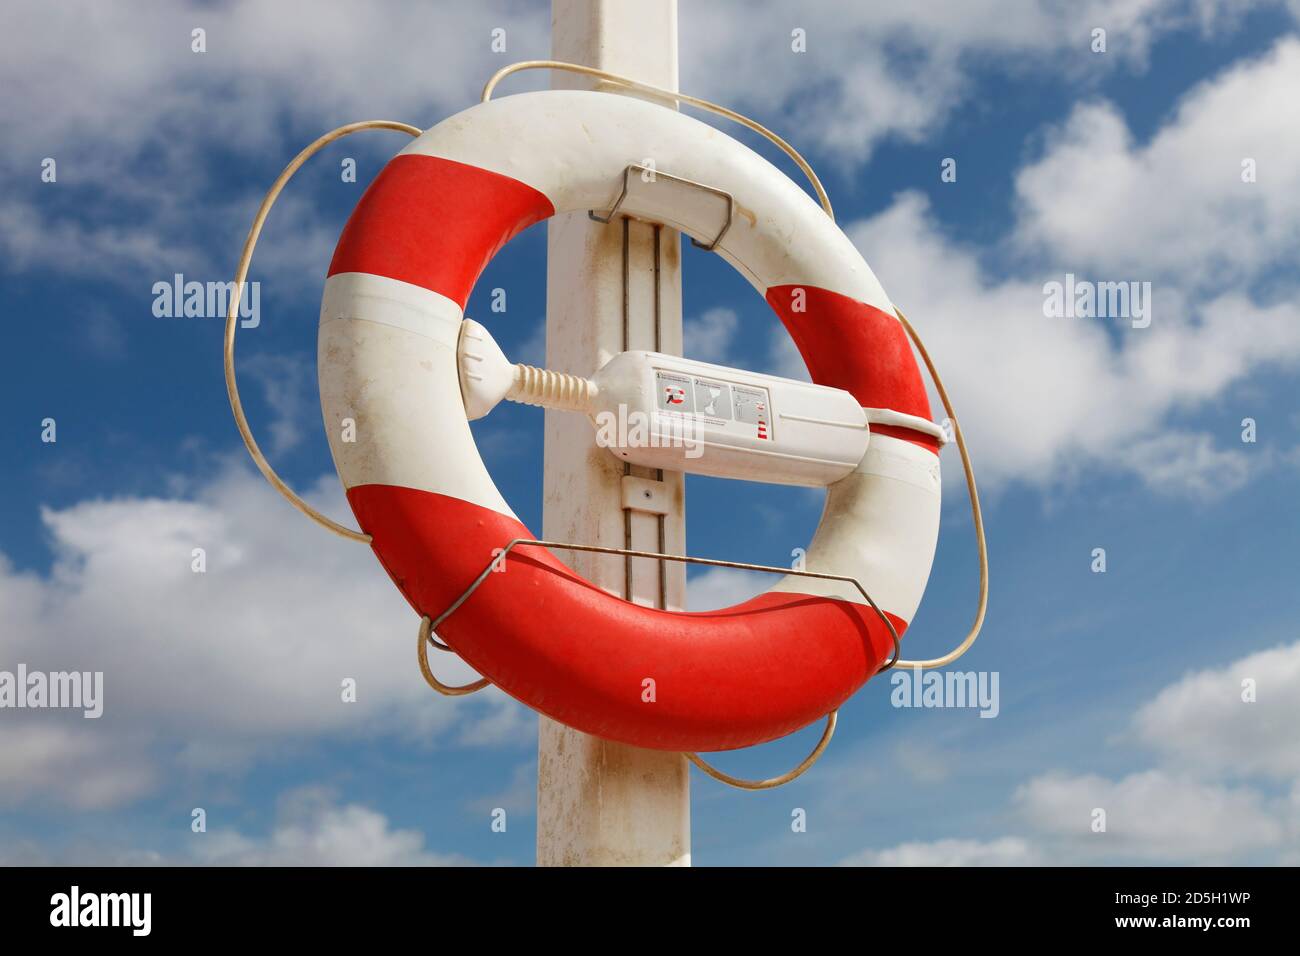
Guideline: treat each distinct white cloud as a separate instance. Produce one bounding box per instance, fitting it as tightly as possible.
[1015,769,1285,860]
[678,303,810,383]
[841,836,1038,866]
[3,0,1289,287]
[0,723,156,810]
[0,0,550,284]
[848,194,1292,496]
[467,760,537,819]
[1113,430,1253,497]
[0,461,530,809]
[682,0,1291,163]
[683,307,740,364]
[0,199,198,282]
[513,318,548,368]
[1133,641,1300,780]
[195,787,472,866]
[838,638,1300,864]
[0,787,477,866]
[941,39,1300,492]
[1013,38,1300,287]
[763,325,811,382]
[457,697,537,748]
[242,353,313,455]
[0,1,548,161]
[685,566,769,611]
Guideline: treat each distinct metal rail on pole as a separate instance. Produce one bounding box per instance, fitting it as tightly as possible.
[536,0,691,867]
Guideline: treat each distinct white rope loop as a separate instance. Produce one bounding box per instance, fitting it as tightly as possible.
[417,617,490,696]
[686,712,837,791]
[223,120,422,544]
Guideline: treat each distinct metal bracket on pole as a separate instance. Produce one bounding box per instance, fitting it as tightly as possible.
[588,163,735,251]
[620,474,673,515]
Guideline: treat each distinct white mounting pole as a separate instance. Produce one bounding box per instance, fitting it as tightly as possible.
[537,0,690,867]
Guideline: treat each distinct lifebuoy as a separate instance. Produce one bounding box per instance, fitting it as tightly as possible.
[318,90,944,752]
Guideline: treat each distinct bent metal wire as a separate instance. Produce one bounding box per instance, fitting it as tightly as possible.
[423,537,902,670]
[588,163,735,251]
[415,538,902,791]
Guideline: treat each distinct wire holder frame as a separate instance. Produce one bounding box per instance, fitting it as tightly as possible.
[415,537,902,790]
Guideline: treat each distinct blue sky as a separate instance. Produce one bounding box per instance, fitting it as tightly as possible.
[2,0,1299,865]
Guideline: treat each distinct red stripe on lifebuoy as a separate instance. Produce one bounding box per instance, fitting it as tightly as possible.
[766,284,933,423]
[328,154,554,308]
[348,483,906,752]
[871,423,942,454]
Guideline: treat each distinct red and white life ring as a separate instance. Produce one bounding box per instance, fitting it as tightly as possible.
[318,90,943,752]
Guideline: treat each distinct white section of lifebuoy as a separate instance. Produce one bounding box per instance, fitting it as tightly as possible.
[401,90,894,314]
[318,272,516,518]
[772,432,940,621]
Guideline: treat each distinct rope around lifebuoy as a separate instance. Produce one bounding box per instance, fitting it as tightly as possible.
[223,120,422,544]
